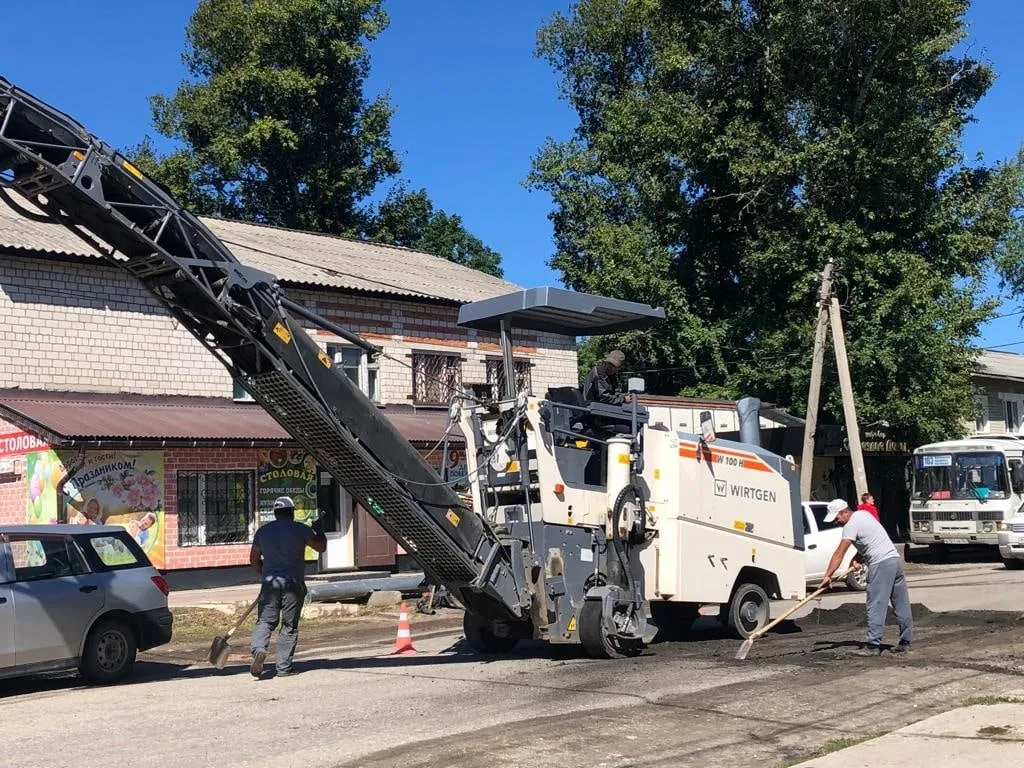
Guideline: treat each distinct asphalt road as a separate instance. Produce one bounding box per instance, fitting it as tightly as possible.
[3,558,1024,768]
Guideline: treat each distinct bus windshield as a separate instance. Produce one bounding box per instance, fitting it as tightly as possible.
[913,452,1009,500]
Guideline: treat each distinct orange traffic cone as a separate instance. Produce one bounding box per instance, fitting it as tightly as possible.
[391,602,417,655]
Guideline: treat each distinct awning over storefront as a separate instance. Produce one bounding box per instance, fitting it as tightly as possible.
[0,389,462,447]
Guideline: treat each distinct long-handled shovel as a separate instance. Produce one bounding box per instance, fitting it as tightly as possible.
[208,598,260,669]
[735,566,855,661]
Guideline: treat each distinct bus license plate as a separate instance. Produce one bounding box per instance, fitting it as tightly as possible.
[945,538,969,545]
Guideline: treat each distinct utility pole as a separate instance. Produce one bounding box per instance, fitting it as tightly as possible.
[829,295,869,501]
[800,260,834,501]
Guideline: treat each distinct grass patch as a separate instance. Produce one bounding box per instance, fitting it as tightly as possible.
[777,734,881,768]
[964,695,1024,707]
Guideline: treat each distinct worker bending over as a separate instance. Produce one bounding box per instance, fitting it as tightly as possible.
[249,496,327,678]
[583,350,625,404]
[820,498,914,656]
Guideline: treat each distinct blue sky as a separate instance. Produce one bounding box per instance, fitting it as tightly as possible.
[2,1,1022,348]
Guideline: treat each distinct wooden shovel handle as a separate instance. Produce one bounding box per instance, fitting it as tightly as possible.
[750,566,856,641]
[224,597,260,640]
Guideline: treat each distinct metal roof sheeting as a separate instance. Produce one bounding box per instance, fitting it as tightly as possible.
[0,389,462,446]
[0,192,521,303]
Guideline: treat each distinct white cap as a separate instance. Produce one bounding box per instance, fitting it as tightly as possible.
[824,498,849,523]
[273,496,296,511]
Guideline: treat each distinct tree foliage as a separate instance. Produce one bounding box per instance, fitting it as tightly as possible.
[366,186,504,277]
[531,0,1024,443]
[135,0,503,276]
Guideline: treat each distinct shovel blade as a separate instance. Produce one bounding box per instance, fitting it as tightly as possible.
[209,635,230,668]
[735,637,754,661]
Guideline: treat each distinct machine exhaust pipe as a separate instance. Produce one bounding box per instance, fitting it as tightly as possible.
[736,396,761,447]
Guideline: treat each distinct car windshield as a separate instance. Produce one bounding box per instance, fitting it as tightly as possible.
[912,452,1009,500]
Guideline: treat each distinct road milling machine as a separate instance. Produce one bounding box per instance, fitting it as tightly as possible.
[0,77,806,658]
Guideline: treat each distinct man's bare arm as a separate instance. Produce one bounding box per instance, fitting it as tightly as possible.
[250,543,263,574]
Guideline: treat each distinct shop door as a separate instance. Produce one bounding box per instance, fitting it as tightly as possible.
[317,473,354,571]
[355,504,396,568]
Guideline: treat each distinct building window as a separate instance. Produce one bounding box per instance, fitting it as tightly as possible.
[485,358,533,399]
[328,345,380,402]
[177,471,254,546]
[412,352,462,405]
[974,394,989,434]
[233,380,254,402]
[1003,395,1024,435]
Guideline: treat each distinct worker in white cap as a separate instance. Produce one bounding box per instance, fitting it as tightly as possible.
[248,495,327,678]
[820,498,914,656]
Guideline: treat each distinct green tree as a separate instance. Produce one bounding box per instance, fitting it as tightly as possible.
[530,0,1024,444]
[136,0,502,275]
[368,186,504,277]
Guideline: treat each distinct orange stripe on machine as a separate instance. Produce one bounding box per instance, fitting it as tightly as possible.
[678,443,774,473]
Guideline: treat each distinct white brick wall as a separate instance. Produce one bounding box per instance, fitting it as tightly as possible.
[0,256,579,401]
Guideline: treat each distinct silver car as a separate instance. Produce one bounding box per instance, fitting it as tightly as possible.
[0,525,173,684]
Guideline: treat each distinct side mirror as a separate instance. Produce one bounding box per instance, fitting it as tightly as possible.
[700,410,716,443]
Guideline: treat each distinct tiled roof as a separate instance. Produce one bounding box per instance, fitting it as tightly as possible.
[0,192,521,303]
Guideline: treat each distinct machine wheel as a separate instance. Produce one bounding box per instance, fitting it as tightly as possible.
[579,599,644,659]
[845,567,869,591]
[79,618,137,685]
[462,612,519,655]
[928,543,950,562]
[726,583,770,639]
[1003,557,1024,571]
[649,601,699,640]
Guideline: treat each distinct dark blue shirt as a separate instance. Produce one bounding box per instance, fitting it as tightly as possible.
[253,519,314,581]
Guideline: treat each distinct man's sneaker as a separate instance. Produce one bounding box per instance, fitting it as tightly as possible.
[891,642,912,655]
[854,644,882,657]
[275,667,300,678]
[250,650,267,678]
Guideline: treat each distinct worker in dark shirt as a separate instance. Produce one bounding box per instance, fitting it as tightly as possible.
[583,350,625,404]
[249,496,327,679]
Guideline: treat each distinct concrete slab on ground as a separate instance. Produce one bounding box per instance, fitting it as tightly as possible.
[791,701,1024,767]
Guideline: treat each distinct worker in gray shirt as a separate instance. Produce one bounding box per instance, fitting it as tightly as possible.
[819,498,914,656]
[249,496,327,678]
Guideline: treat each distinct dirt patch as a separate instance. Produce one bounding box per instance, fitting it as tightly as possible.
[978,725,1013,737]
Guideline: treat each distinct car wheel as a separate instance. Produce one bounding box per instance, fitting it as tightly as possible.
[1002,557,1024,571]
[726,583,770,639]
[79,618,137,685]
[845,567,868,591]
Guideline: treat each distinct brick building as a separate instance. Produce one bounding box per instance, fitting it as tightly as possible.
[0,196,578,574]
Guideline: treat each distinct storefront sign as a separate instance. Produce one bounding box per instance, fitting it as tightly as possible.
[25,449,166,569]
[445,449,468,483]
[257,448,318,560]
[0,431,47,458]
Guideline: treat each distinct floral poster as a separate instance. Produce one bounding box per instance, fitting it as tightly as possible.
[26,450,166,569]
[257,447,318,560]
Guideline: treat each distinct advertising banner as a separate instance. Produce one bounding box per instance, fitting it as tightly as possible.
[257,448,318,560]
[25,449,166,569]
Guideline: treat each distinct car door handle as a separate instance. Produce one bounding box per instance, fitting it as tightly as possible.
[808,544,817,549]
[79,585,98,593]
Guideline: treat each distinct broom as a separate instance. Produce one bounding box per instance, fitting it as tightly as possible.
[735,566,855,661]
[208,598,260,669]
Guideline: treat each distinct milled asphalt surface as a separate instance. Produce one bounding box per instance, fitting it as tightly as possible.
[3,555,1024,768]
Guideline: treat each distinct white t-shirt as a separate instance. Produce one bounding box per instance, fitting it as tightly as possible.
[841,510,898,567]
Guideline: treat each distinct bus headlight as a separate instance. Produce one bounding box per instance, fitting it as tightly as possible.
[982,521,995,533]
[920,521,931,532]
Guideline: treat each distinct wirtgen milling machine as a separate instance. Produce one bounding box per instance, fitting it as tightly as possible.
[0,77,806,658]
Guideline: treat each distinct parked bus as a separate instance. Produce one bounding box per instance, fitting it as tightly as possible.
[909,436,1024,563]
